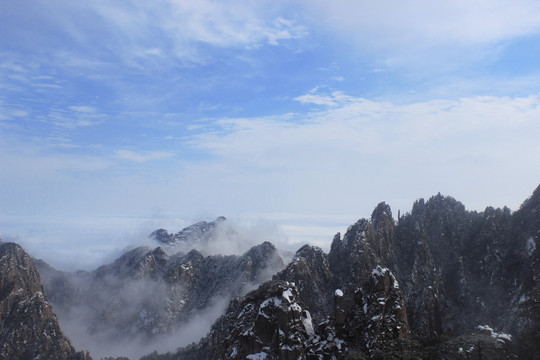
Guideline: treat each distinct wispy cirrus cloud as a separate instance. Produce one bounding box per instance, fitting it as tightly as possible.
[304,0,540,70]
[2,0,308,67]
[307,0,540,48]
[113,149,175,163]
[45,107,104,129]
[294,90,355,107]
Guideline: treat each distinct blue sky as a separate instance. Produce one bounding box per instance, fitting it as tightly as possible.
[2,0,540,269]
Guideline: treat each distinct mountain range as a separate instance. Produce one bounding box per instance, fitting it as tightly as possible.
[1,185,539,359]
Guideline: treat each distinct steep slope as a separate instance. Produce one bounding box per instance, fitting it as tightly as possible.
[395,191,536,339]
[141,280,348,360]
[146,185,539,359]
[0,242,89,360]
[274,244,333,323]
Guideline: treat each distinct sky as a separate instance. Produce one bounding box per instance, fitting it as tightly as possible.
[1,0,540,270]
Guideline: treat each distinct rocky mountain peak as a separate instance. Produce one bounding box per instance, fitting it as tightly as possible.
[243,241,278,261]
[0,242,89,360]
[349,265,410,358]
[149,229,174,245]
[523,183,540,210]
[370,201,393,227]
[275,244,332,323]
[149,216,230,247]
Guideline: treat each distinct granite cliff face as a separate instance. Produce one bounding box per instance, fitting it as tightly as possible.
[144,185,539,359]
[0,241,90,360]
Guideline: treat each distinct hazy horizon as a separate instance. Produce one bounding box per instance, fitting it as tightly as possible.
[1,185,537,272]
[2,0,540,271]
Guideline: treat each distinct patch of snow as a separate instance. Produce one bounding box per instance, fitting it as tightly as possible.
[302,310,315,336]
[371,265,389,279]
[247,352,268,359]
[282,289,293,304]
[289,302,302,312]
[477,325,494,333]
[260,297,281,309]
[491,332,512,343]
[258,310,271,319]
[526,237,536,256]
[334,337,344,350]
[335,289,343,297]
[238,303,255,319]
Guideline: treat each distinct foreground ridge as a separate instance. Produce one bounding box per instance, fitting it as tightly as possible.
[0,242,90,360]
[144,185,540,359]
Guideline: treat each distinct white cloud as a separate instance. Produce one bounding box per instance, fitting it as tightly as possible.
[52,0,309,64]
[303,0,540,69]
[46,108,104,129]
[2,92,540,269]
[0,59,28,73]
[2,0,308,70]
[307,0,540,47]
[187,91,540,214]
[69,105,96,113]
[0,107,29,121]
[161,1,307,47]
[294,91,354,107]
[113,149,175,163]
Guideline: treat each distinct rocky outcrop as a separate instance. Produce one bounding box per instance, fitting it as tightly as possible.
[202,280,314,359]
[144,185,540,359]
[142,280,347,360]
[0,242,90,360]
[417,325,516,359]
[394,192,536,341]
[353,266,409,358]
[274,245,333,324]
[149,217,229,246]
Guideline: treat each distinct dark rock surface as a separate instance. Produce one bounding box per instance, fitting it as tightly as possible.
[145,185,540,359]
[149,216,230,247]
[0,242,90,360]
